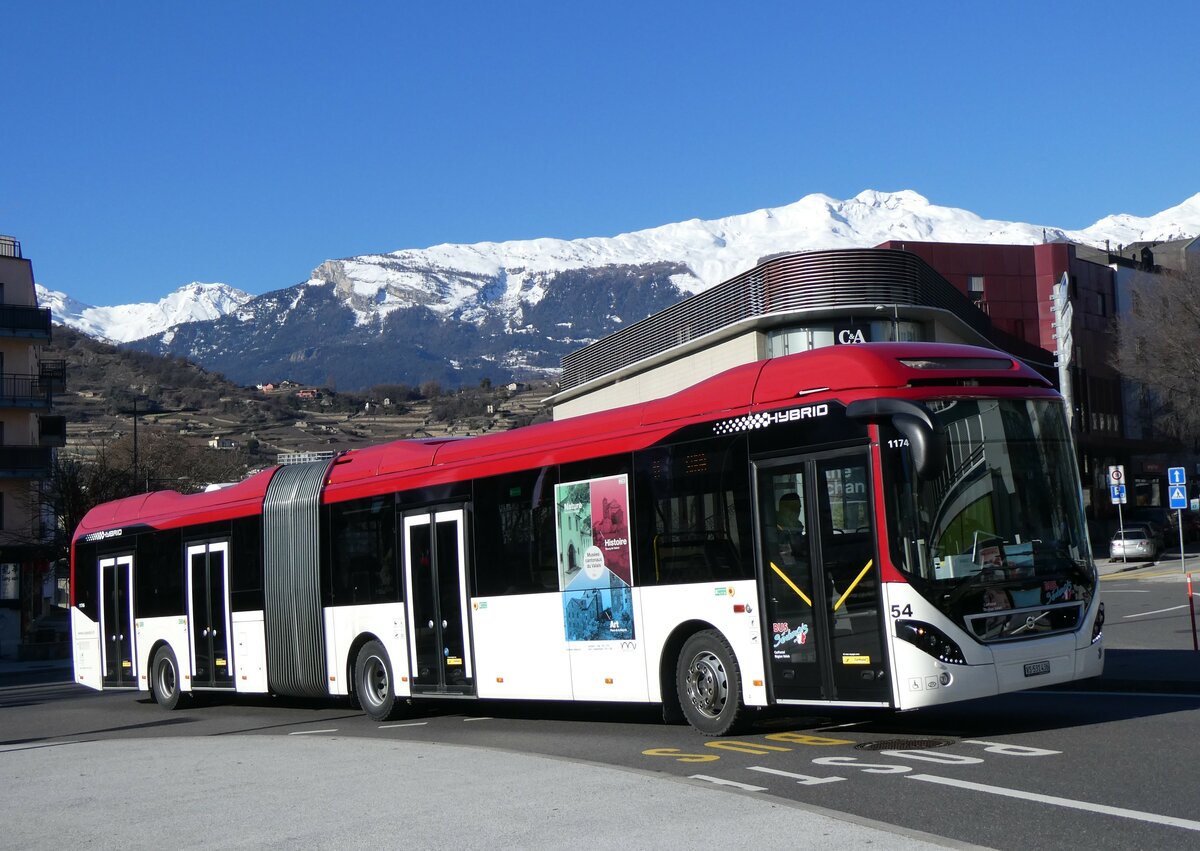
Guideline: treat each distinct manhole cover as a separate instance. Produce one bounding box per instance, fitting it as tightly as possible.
[854,738,953,751]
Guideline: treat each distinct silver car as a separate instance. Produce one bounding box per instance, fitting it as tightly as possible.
[1110,527,1158,561]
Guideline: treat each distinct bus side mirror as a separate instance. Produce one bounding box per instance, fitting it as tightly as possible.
[846,398,946,480]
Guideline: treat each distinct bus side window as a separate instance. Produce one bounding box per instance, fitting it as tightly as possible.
[231,516,264,612]
[634,437,751,586]
[473,467,560,596]
[136,529,185,617]
[328,495,398,606]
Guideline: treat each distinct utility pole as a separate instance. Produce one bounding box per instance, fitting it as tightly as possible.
[132,395,139,489]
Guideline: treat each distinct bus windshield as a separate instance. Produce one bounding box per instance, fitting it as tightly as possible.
[879,397,1096,641]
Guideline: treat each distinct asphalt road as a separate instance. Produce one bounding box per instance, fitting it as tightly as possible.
[4,568,1199,850]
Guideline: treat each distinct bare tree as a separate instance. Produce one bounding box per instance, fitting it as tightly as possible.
[23,429,251,563]
[1111,268,1200,443]
[106,428,251,492]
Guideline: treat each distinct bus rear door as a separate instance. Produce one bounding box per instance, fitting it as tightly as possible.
[755,448,891,706]
[99,554,137,688]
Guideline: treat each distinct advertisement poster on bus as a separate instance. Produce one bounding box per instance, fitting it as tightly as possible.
[555,474,635,643]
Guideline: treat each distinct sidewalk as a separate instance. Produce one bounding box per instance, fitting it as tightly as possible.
[2,736,971,851]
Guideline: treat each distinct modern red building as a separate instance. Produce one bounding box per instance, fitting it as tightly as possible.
[876,240,1165,533]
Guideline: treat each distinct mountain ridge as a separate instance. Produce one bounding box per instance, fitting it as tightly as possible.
[36,189,1200,390]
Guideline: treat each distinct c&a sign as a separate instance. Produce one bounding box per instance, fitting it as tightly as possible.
[834,322,872,345]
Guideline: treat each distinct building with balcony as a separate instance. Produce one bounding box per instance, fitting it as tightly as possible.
[0,235,64,658]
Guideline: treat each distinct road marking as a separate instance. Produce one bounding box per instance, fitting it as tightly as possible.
[1103,569,1189,581]
[908,774,1200,832]
[379,721,428,729]
[1036,689,1200,699]
[288,728,338,735]
[463,716,493,722]
[1124,605,1188,619]
[1101,589,1150,593]
[689,775,767,792]
[747,766,845,785]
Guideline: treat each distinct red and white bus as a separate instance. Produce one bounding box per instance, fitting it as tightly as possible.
[70,342,1104,734]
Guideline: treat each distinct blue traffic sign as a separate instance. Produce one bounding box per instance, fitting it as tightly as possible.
[1109,484,1127,505]
[1168,466,1187,486]
[1170,485,1188,510]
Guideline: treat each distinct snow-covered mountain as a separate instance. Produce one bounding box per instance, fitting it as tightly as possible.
[36,281,252,343]
[306,189,1200,330]
[39,189,1200,389]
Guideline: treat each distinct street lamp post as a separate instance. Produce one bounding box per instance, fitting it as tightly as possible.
[875,304,901,340]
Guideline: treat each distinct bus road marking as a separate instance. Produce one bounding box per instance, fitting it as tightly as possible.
[288,728,338,735]
[908,774,1200,833]
[689,775,767,792]
[379,721,428,729]
[1123,605,1188,619]
[748,766,846,785]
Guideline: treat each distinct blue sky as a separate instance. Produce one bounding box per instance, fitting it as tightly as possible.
[4,1,1198,305]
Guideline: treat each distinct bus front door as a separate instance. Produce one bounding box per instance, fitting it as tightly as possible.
[755,449,891,706]
[403,508,474,696]
[99,555,137,688]
[187,542,235,689]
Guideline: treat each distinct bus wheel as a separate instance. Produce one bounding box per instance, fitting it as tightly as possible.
[355,641,405,722]
[151,646,183,711]
[676,630,744,736]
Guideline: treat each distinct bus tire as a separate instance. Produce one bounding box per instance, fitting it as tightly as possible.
[355,640,405,722]
[151,646,183,711]
[676,630,744,736]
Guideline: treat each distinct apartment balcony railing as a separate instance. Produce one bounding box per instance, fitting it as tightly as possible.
[0,446,52,478]
[39,415,67,447]
[39,359,66,394]
[0,236,20,258]
[0,305,52,340]
[0,373,53,408]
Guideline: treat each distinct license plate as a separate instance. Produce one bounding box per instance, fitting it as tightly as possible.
[1024,660,1051,677]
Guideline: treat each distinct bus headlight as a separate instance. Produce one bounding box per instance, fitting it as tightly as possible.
[895,620,966,664]
[1091,601,1105,644]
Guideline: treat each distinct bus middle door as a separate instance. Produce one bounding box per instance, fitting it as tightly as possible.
[186,542,235,689]
[403,508,475,696]
[755,449,891,706]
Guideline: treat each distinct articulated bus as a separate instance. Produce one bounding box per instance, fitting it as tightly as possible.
[70,342,1104,735]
